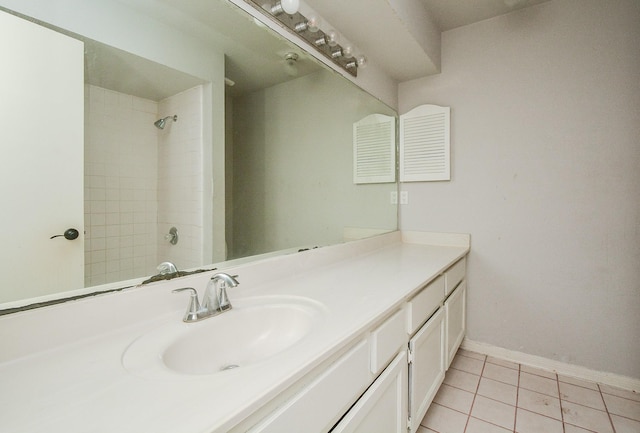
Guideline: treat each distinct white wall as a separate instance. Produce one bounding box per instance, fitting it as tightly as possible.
[398,0,640,378]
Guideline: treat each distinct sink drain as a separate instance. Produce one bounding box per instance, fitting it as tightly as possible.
[221,364,240,371]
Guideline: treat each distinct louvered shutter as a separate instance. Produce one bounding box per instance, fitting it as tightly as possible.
[400,104,450,182]
[353,114,396,184]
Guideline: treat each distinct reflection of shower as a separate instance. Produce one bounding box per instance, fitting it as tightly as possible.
[154,115,177,129]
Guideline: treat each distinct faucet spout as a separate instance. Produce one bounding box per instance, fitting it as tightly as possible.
[172,273,240,323]
[214,273,239,288]
[199,273,239,317]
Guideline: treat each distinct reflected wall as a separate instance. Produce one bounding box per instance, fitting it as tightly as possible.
[230,69,397,258]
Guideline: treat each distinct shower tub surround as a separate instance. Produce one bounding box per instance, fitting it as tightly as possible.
[0,231,469,433]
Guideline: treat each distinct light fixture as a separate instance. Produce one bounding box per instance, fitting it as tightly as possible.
[284,52,299,76]
[269,0,298,15]
[251,0,363,77]
[294,21,308,32]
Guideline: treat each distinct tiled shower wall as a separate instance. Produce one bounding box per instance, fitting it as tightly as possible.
[84,84,204,286]
[157,86,204,270]
[84,85,159,286]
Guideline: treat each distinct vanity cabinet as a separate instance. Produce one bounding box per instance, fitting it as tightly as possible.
[238,255,467,433]
[331,351,408,433]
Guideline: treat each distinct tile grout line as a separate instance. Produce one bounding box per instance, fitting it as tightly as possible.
[598,383,617,433]
[556,372,566,433]
[462,355,486,433]
[513,363,521,433]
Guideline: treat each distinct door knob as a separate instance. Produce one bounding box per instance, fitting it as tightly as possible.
[50,228,80,240]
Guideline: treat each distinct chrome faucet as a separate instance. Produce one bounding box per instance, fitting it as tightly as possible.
[172,273,239,322]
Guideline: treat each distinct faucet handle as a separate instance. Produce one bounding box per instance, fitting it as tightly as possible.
[172,287,201,322]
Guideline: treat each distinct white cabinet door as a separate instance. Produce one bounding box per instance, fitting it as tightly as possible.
[331,351,408,433]
[408,307,445,433]
[0,10,84,303]
[250,340,371,433]
[445,281,466,369]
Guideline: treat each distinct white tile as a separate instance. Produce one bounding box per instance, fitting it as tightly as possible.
[421,403,468,433]
[611,414,640,433]
[599,384,640,403]
[486,356,519,370]
[519,372,559,398]
[466,417,511,433]
[520,365,556,380]
[559,382,606,410]
[563,424,598,433]
[482,363,519,386]
[471,395,516,430]
[433,384,475,414]
[558,375,599,391]
[517,388,562,420]
[561,401,613,433]
[602,393,640,421]
[91,237,105,251]
[515,408,563,433]
[443,368,481,393]
[450,354,485,375]
[477,377,518,406]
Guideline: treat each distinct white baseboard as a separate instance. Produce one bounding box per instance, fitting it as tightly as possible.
[461,338,640,393]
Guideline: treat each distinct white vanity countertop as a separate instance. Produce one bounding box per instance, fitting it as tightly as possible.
[0,231,469,433]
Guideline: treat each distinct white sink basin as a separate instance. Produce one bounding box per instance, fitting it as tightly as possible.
[123,296,326,377]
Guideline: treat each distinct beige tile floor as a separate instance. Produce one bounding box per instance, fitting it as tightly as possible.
[419,349,640,433]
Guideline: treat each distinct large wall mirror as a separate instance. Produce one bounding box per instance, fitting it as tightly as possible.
[0,0,398,312]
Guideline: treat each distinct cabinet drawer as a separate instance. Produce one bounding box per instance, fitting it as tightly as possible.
[406,275,444,335]
[250,339,371,433]
[445,257,466,296]
[370,309,407,374]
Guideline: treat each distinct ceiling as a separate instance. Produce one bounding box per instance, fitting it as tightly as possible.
[26,0,554,101]
[306,0,552,81]
[101,0,554,96]
[419,0,551,31]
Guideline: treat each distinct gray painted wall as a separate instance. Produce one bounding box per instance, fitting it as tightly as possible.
[398,0,640,378]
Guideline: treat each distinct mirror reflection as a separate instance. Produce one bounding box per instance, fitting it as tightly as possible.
[0,0,397,310]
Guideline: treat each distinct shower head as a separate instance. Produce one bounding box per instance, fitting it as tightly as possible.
[154,115,177,129]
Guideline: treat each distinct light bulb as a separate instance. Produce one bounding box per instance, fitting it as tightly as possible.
[357,55,367,68]
[307,15,320,32]
[343,45,353,58]
[326,30,339,47]
[281,0,299,14]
